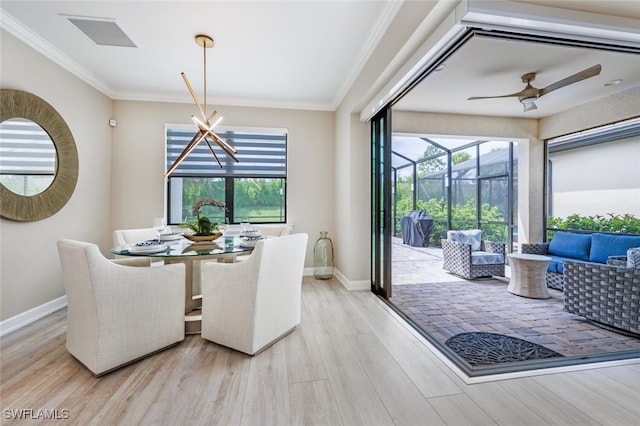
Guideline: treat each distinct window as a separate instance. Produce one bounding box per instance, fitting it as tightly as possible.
[166,126,287,225]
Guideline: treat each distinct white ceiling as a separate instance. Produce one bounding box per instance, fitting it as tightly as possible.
[1,0,397,111]
[394,35,640,119]
[1,1,639,117]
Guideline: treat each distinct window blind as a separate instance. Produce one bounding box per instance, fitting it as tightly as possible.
[166,128,287,177]
[0,119,56,175]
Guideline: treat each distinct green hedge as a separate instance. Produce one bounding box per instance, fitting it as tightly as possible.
[548,213,640,235]
[396,197,508,245]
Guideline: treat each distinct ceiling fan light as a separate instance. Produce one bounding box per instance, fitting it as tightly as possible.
[518,95,538,112]
[522,100,537,112]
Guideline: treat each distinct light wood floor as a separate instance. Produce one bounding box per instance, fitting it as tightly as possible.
[2,277,640,425]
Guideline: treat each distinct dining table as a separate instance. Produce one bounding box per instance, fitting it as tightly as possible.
[111,234,255,334]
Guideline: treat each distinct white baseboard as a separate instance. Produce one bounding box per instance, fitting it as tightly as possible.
[304,267,369,291]
[0,295,67,337]
[334,269,370,291]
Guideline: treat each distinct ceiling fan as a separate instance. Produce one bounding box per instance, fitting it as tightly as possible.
[467,64,602,112]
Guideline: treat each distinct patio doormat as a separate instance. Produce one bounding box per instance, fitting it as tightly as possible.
[445,332,564,366]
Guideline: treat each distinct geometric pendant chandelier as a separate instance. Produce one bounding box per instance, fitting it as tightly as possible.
[165,34,239,176]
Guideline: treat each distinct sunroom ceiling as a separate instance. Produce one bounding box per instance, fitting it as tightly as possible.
[394,35,640,119]
[391,135,485,169]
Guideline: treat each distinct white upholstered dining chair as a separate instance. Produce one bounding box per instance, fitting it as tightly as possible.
[113,227,158,246]
[57,239,186,375]
[200,233,308,355]
[252,224,291,237]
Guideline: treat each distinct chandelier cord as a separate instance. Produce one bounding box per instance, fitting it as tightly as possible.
[203,41,207,117]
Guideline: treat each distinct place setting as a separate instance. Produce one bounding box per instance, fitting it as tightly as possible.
[126,239,169,254]
[239,222,265,248]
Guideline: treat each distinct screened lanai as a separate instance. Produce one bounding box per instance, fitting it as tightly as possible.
[391,134,518,251]
[386,131,640,377]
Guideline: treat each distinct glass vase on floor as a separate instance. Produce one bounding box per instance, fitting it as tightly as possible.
[313,231,334,280]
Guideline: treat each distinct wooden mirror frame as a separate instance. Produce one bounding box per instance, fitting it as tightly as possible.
[0,89,78,221]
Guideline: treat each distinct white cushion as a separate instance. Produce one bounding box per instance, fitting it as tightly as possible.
[628,247,640,269]
[471,252,504,265]
[447,229,482,251]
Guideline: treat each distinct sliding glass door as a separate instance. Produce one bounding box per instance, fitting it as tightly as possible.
[371,108,392,297]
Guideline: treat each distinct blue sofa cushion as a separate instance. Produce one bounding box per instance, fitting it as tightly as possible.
[546,255,581,274]
[589,233,640,264]
[547,256,608,274]
[547,256,563,273]
[548,232,591,261]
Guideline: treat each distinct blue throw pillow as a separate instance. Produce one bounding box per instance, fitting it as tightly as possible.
[548,232,591,261]
[589,233,640,264]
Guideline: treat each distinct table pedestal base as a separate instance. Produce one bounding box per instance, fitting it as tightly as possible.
[185,309,202,335]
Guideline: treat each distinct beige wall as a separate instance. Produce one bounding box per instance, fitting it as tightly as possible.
[333,0,444,285]
[550,135,640,218]
[1,30,113,320]
[110,100,335,267]
[540,87,640,140]
[1,32,336,322]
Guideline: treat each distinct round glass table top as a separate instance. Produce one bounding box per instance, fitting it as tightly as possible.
[111,235,253,258]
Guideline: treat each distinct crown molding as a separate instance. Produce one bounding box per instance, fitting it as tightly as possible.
[1,9,116,98]
[330,0,405,110]
[113,91,335,112]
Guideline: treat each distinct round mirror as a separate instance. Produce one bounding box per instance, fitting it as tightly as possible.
[0,118,57,196]
[0,89,78,222]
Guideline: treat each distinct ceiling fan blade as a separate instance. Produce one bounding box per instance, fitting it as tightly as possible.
[467,89,527,100]
[539,64,602,97]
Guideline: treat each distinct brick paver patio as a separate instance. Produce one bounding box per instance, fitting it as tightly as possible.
[389,237,640,359]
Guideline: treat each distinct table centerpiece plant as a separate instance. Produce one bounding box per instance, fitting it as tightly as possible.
[179,198,226,242]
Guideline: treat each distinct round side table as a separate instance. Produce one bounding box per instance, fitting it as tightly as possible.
[507,253,552,299]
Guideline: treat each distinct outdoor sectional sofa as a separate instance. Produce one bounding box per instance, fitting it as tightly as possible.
[521,231,640,290]
[522,231,640,336]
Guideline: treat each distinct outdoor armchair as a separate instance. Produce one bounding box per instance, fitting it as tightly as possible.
[441,230,505,279]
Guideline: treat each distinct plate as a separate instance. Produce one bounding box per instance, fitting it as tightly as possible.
[158,233,182,241]
[240,231,262,238]
[128,242,168,254]
[240,238,263,248]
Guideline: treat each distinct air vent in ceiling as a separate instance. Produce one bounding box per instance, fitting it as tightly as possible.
[63,15,136,48]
